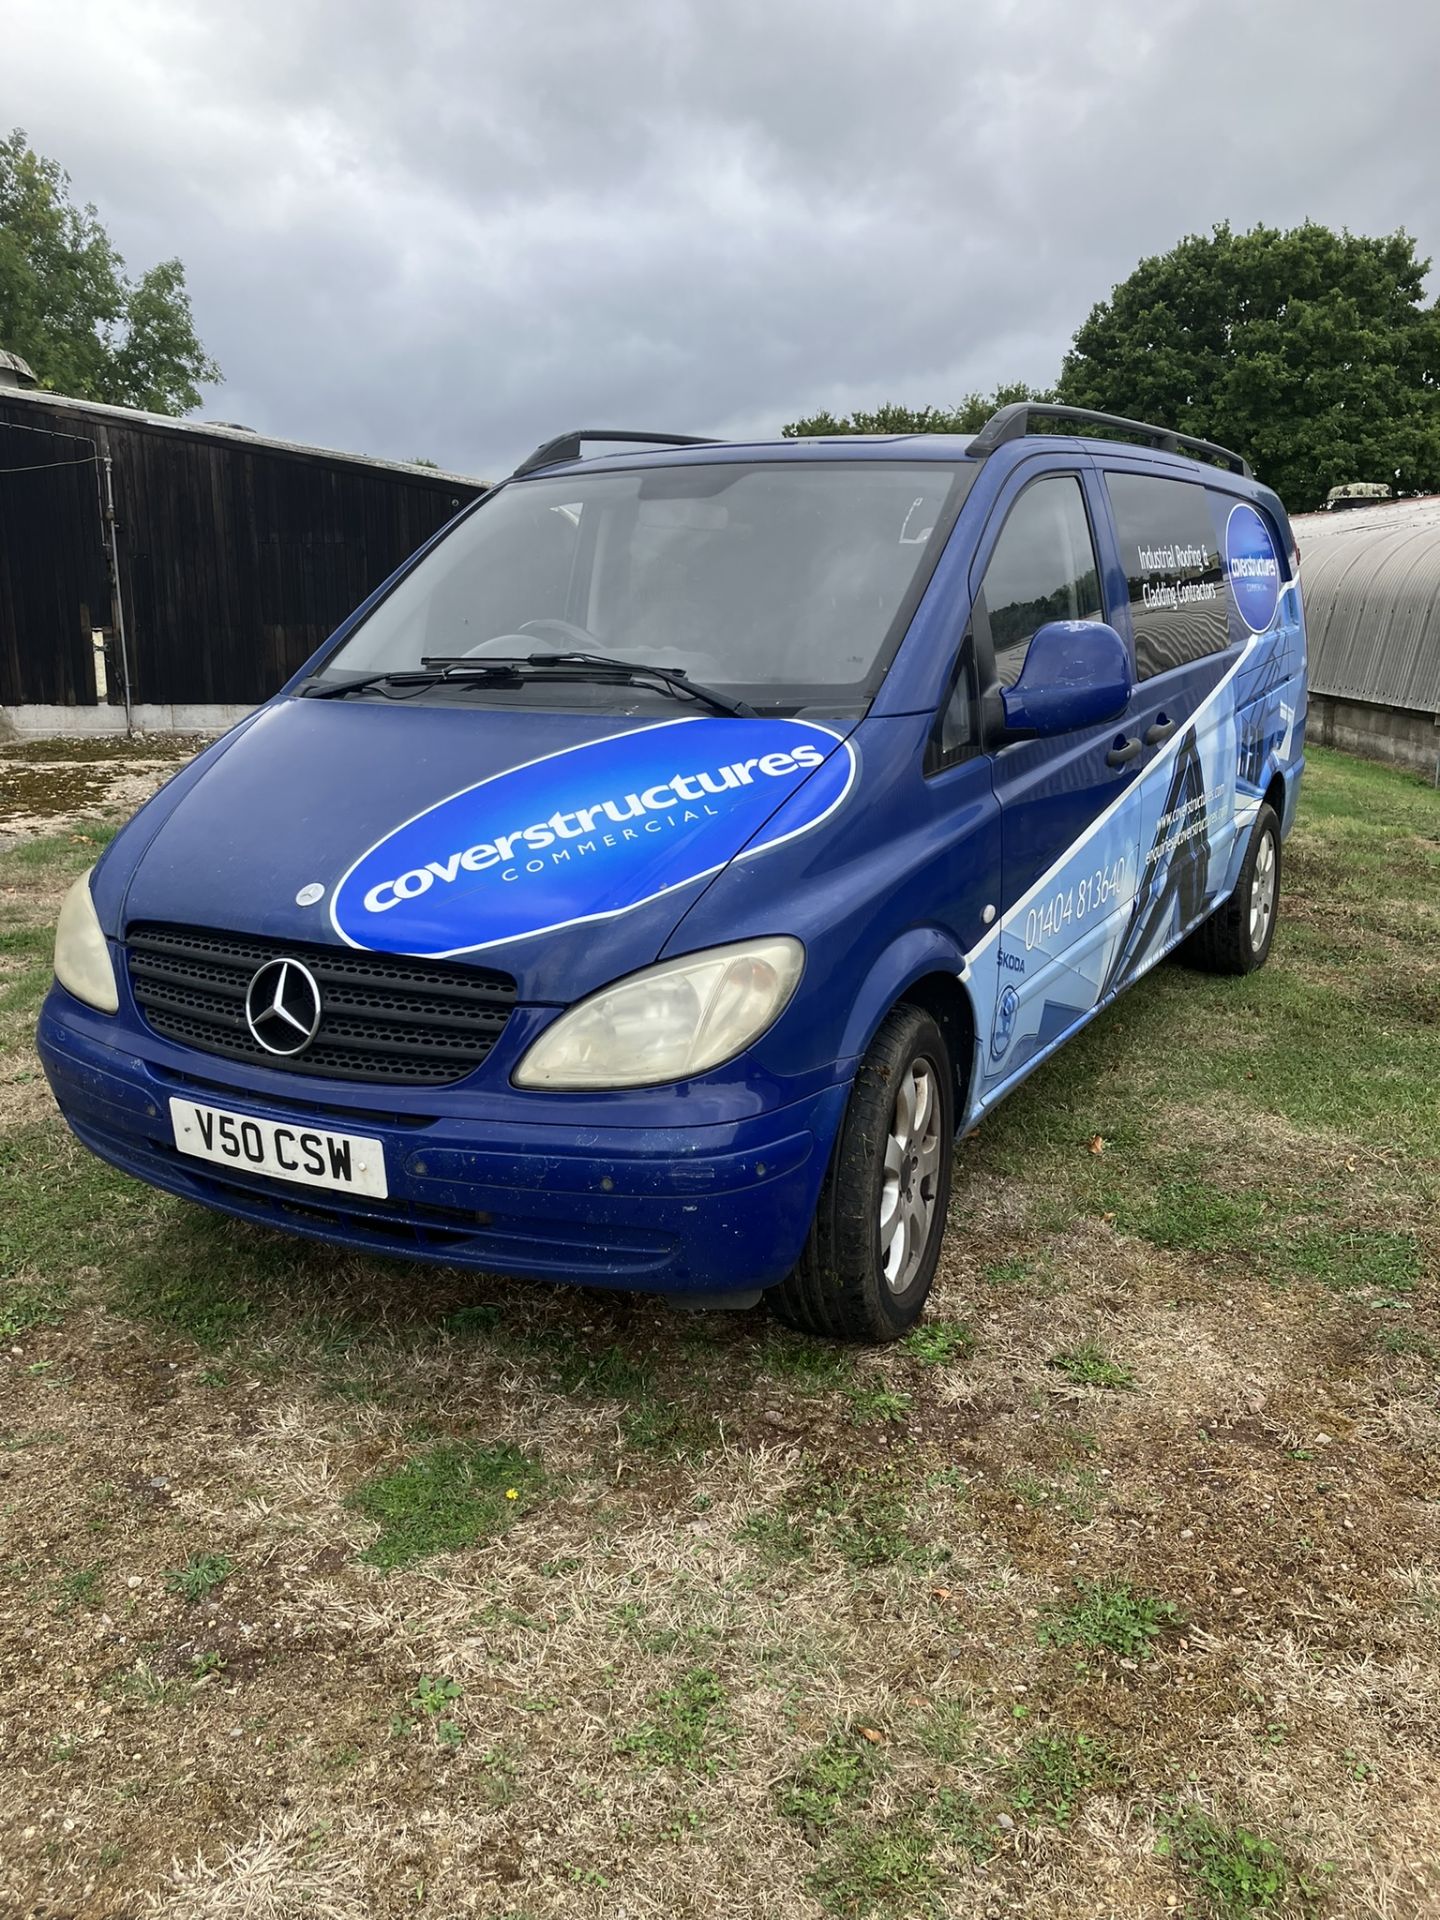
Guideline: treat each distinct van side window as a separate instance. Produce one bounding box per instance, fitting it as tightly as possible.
[981,476,1102,689]
[927,630,977,772]
[1105,471,1228,679]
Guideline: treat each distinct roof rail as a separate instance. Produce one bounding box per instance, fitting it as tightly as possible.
[967,402,1251,477]
[512,429,716,479]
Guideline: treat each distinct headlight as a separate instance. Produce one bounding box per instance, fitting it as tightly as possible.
[514,937,804,1090]
[54,869,119,1014]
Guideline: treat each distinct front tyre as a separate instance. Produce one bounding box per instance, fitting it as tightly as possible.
[768,1005,953,1342]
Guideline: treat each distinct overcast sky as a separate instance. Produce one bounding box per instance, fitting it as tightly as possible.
[6,0,1439,478]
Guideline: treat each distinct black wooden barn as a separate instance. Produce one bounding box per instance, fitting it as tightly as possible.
[0,371,483,722]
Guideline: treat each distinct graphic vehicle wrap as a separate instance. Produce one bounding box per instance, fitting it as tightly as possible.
[963,495,1303,1125]
[330,716,856,958]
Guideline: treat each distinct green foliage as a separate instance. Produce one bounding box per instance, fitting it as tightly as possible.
[1291,1228,1420,1295]
[736,1507,814,1564]
[844,1383,913,1425]
[782,382,1052,439]
[915,1700,973,1763]
[55,1562,104,1609]
[0,127,219,411]
[1057,220,1440,510]
[759,1332,858,1391]
[806,1815,942,1918]
[1008,1730,1120,1826]
[412,1674,462,1715]
[615,1666,731,1774]
[811,1467,937,1571]
[1046,1342,1135,1390]
[900,1319,976,1366]
[806,1789,992,1918]
[778,1731,884,1834]
[406,1675,465,1747]
[1038,1578,1181,1661]
[163,1552,234,1604]
[348,1442,544,1569]
[0,1281,65,1340]
[1159,1807,1302,1916]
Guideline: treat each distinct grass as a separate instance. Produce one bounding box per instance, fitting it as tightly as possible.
[347,1442,545,1570]
[0,742,1435,1916]
[1007,1730,1122,1826]
[614,1666,732,1775]
[163,1552,235,1604]
[1159,1806,1318,1917]
[900,1318,976,1366]
[1038,1577,1182,1661]
[778,1731,885,1834]
[1046,1341,1135,1390]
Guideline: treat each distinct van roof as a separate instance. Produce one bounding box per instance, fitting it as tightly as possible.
[512,406,1252,483]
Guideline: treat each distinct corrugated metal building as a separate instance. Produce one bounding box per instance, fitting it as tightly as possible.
[0,365,484,736]
[1295,495,1440,777]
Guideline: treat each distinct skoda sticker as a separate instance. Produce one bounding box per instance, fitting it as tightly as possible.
[331,715,856,958]
[1224,502,1282,634]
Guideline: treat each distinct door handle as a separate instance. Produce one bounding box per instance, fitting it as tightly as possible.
[1105,735,1143,768]
[1145,715,1177,745]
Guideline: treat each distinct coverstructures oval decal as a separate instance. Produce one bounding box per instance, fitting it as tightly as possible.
[1224,501,1282,634]
[330,716,856,958]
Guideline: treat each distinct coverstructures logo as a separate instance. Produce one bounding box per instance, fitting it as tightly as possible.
[331,716,856,957]
[1224,502,1282,634]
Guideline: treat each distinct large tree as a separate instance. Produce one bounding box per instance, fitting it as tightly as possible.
[1057,222,1440,511]
[0,128,219,414]
[782,383,1052,439]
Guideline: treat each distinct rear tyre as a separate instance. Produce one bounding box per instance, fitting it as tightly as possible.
[768,1005,953,1343]
[1180,801,1282,976]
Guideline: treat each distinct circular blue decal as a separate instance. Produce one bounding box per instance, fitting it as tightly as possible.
[330,716,855,958]
[1224,502,1282,634]
[989,984,1019,1062]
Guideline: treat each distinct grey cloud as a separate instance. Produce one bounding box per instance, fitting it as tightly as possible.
[6,0,1438,478]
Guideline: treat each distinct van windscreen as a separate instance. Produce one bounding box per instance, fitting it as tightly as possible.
[320,460,971,709]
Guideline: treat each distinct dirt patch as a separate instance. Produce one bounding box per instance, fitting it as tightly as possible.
[0,735,204,844]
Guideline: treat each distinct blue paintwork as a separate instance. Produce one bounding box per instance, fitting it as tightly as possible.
[1001,621,1133,735]
[38,428,1307,1300]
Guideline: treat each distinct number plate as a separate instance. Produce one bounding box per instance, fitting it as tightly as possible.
[169,1098,387,1198]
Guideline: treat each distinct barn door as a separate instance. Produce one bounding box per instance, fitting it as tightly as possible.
[0,411,113,708]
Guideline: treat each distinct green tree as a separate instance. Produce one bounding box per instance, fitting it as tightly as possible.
[0,128,219,413]
[1057,222,1440,511]
[782,382,1053,439]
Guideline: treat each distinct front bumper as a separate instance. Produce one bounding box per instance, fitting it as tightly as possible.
[36,991,847,1295]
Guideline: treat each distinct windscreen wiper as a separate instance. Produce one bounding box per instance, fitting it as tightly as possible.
[298,662,525,699]
[421,650,756,719]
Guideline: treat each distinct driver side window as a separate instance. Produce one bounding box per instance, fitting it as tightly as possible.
[981,475,1102,688]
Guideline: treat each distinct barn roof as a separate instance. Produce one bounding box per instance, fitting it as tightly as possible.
[0,380,483,489]
[1294,495,1440,716]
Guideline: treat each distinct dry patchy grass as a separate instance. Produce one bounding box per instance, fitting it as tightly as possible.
[0,743,1436,1919]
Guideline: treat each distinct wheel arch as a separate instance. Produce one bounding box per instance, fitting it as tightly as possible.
[834,930,977,1112]
[1263,767,1287,828]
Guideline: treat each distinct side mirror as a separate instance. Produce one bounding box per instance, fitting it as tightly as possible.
[1000,620,1133,737]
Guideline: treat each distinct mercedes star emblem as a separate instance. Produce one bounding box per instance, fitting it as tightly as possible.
[244,957,323,1057]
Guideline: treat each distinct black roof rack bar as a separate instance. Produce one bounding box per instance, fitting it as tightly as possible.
[967,402,1251,477]
[512,429,716,479]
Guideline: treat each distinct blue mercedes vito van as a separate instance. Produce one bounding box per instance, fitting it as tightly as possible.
[38,405,1306,1340]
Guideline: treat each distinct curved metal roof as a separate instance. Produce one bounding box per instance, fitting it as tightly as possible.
[1295,496,1440,715]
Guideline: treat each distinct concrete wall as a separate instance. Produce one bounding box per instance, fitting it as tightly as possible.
[0,702,253,740]
[1308,692,1440,780]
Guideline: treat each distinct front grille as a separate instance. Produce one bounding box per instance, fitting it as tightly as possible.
[126,923,517,1086]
